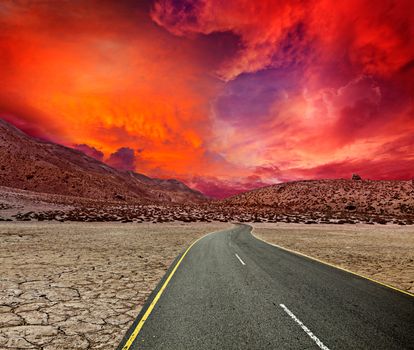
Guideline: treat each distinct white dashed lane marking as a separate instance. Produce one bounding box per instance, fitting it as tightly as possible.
[280,304,330,350]
[235,253,246,266]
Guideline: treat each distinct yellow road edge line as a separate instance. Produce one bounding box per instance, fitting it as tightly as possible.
[121,227,230,350]
[250,226,414,298]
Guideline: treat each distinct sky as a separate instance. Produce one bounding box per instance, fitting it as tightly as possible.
[0,0,413,198]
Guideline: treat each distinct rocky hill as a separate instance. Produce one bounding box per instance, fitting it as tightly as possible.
[221,178,414,217]
[0,119,206,203]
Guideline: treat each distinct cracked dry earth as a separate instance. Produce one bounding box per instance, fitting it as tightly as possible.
[0,222,229,350]
[253,223,414,294]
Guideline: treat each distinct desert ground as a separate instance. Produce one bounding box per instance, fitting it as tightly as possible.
[3,185,414,226]
[252,223,414,294]
[1,221,412,350]
[0,222,229,350]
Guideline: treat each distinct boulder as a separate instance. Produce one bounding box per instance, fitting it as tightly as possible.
[113,193,126,201]
[345,203,357,211]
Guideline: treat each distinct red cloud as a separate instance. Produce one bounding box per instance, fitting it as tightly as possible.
[152,0,414,80]
[188,176,270,199]
[152,0,308,80]
[106,147,137,171]
[289,158,414,181]
[1,1,413,197]
[74,144,104,162]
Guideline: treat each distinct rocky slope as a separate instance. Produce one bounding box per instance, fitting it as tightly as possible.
[0,119,205,203]
[221,178,414,217]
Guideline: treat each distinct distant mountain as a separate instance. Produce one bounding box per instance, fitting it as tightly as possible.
[221,178,414,216]
[0,119,206,203]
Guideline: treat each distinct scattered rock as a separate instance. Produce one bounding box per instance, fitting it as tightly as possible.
[114,193,126,201]
[345,203,357,211]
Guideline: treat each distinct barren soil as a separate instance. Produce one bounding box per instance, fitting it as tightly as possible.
[0,222,229,349]
[252,223,414,294]
[224,179,414,217]
[2,185,414,225]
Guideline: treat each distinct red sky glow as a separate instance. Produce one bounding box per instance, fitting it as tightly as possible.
[1,0,413,198]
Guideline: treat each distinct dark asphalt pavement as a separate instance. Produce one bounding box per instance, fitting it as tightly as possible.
[118,224,414,350]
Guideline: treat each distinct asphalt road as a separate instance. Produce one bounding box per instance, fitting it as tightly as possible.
[118,224,414,350]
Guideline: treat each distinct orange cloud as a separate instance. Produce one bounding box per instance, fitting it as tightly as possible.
[0,1,227,177]
[1,1,413,197]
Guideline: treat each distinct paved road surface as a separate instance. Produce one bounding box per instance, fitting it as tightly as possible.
[118,224,414,349]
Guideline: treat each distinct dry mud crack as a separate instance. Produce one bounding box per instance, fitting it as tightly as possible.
[0,222,229,349]
[252,222,414,294]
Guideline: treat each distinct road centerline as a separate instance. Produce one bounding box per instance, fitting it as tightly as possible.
[118,224,414,349]
[280,304,330,350]
[235,253,246,265]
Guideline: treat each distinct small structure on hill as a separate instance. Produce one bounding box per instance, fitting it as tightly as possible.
[351,173,362,181]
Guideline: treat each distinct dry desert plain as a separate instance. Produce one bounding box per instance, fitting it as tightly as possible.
[0,222,229,349]
[1,221,413,349]
[252,223,414,294]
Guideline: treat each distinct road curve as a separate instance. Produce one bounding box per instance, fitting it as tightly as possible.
[117,224,414,350]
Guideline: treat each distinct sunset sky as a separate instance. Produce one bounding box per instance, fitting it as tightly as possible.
[1,0,413,197]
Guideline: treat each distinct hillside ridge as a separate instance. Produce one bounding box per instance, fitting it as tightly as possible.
[0,118,206,203]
